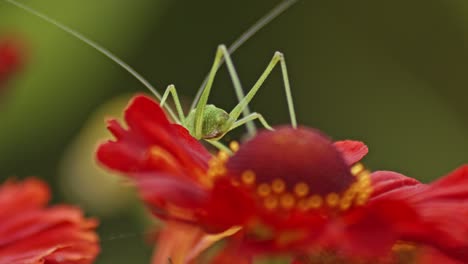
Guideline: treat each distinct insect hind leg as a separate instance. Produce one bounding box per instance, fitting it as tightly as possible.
[230,112,273,132]
[228,51,297,129]
[217,45,256,136]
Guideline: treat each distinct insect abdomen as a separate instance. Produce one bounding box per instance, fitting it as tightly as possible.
[184,104,230,139]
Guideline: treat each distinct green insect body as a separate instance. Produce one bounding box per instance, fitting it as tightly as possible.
[184,104,230,140]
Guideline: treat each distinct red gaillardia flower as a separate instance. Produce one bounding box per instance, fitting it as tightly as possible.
[0,178,100,264]
[97,94,468,263]
[0,36,24,87]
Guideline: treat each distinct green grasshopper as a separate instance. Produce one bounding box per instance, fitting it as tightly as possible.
[4,0,299,151]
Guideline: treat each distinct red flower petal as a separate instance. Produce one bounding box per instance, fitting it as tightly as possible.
[151,221,205,264]
[200,177,256,233]
[370,166,468,262]
[210,245,252,264]
[97,95,210,176]
[0,178,49,219]
[371,165,468,203]
[370,170,423,200]
[416,247,465,264]
[335,199,425,257]
[122,96,208,164]
[97,120,148,173]
[333,140,369,165]
[124,94,170,129]
[136,173,209,215]
[0,179,99,264]
[417,165,468,200]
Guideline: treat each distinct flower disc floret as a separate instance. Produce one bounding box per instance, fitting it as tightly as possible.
[221,126,372,212]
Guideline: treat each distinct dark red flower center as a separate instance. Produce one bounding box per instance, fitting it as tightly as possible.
[208,127,372,211]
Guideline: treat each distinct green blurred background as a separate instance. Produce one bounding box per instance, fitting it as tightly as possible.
[1,0,467,263]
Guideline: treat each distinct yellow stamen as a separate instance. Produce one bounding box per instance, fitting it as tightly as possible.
[257,183,271,197]
[264,196,278,210]
[229,141,240,152]
[343,188,356,201]
[351,163,364,176]
[272,179,286,194]
[241,170,256,185]
[280,193,295,209]
[326,193,340,207]
[307,195,323,209]
[217,151,229,162]
[339,199,352,211]
[294,182,309,197]
[356,189,372,206]
[206,157,227,178]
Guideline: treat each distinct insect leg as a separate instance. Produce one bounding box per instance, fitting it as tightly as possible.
[160,85,186,123]
[192,45,226,139]
[230,112,273,132]
[228,51,297,129]
[217,45,256,136]
[206,140,232,154]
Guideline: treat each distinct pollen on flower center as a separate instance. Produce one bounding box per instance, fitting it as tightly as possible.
[203,149,230,187]
[231,162,372,211]
[225,126,373,211]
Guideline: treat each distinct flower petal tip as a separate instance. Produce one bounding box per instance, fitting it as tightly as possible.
[334,140,369,165]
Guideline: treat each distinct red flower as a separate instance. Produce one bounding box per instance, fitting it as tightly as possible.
[0,178,100,264]
[0,37,24,88]
[97,94,468,263]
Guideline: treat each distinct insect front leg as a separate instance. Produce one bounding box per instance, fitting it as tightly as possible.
[192,46,224,139]
[160,84,186,123]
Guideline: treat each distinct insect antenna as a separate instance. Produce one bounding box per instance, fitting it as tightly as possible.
[4,0,300,137]
[2,0,180,123]
[190,0,300,134]
[229,0,299,56]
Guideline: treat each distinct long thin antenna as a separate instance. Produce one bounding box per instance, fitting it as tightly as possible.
[189,0,299,111]
[3,0,180,123]
[229,0,299,55]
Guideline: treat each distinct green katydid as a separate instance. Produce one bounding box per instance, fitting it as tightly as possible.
[4,0,299,151]
[161,45,297,140]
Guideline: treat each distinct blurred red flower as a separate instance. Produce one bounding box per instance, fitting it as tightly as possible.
[0,178,100,264]
[0,36,24,91]
[97,94,468,263]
